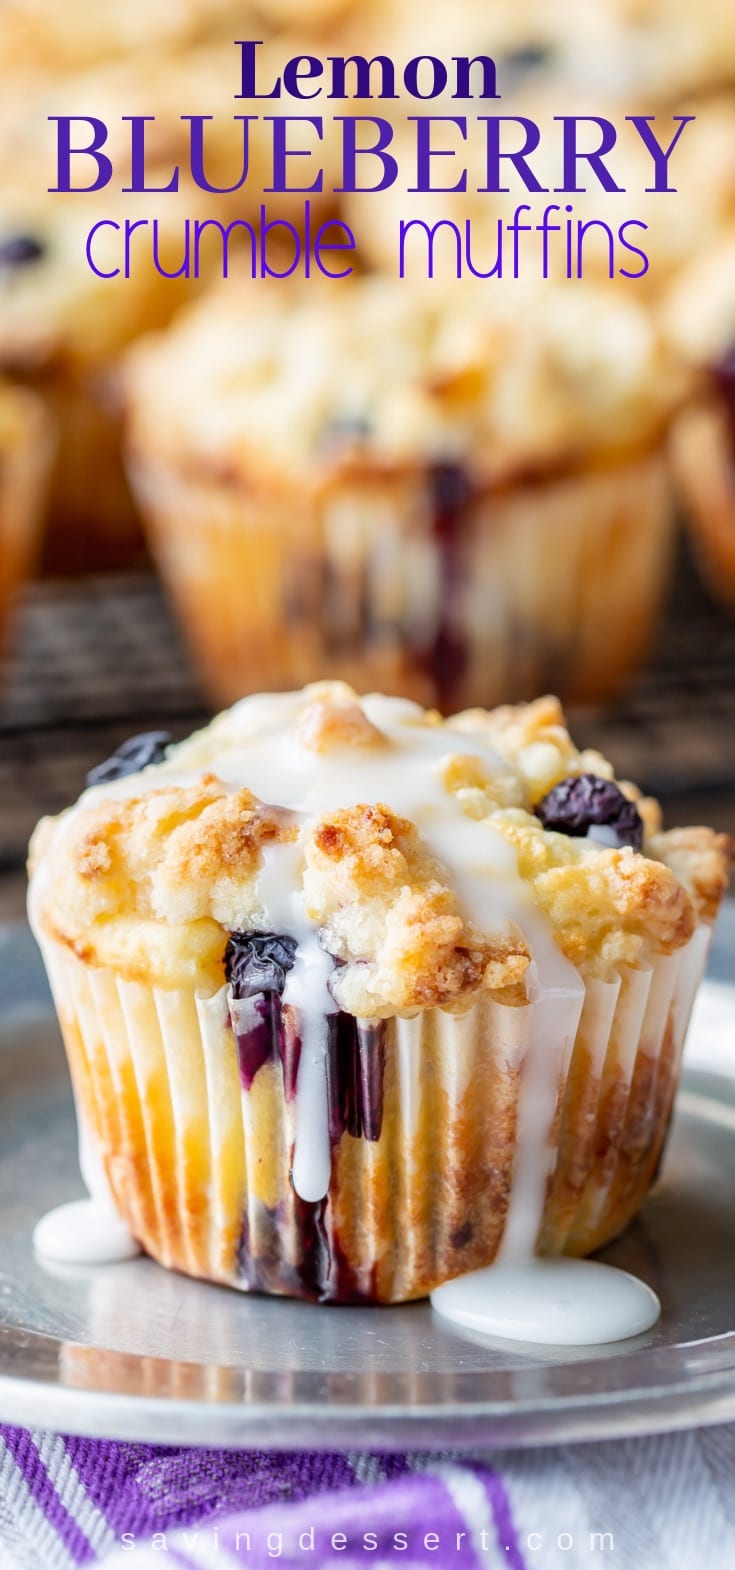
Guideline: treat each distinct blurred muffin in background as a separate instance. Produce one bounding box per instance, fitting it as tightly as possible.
[508,0,735,102]
[26,40,344,225]
[0,0,256,74]
[0,0,359,78]
[359,0,735,103]
[0,380,53,663]
[662,230,735,610]
[584,0,735,99]
[343,4,735,293]
[345,92,735,293]
[0,185,197,572]
[0,32,342,573]
[253,0,358,28]
[125,274,683,711]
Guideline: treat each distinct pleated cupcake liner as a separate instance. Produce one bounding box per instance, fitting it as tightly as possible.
[127,441,674,711]
[0,387,54,652]
[37,372,144,574]
[37,922,710,1304]
[673,396,735,612]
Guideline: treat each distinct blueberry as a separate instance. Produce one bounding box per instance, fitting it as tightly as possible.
[225,932,297,1000]
[714,343,735,397]
[0,234,45,269]
[535,773,644,852]
[501,43,554,86]
[86,731,171,787]
[319,413,372,451]
[430,460,472,517]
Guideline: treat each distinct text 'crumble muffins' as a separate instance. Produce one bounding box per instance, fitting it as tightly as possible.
[29,684,732,1303]
[126,277,684,712]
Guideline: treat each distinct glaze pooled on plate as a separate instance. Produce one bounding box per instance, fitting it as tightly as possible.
[431,1258,661,1346]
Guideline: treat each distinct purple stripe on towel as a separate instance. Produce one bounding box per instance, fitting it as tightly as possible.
[1,1428,525,1570]
[1,1427,95,1564]
[207,1468,485,1566]
[62,1439,406,1539]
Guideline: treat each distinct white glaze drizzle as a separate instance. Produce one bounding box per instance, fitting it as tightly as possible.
[499,913,585,1264]
[253,837,337,1205]
[33,1078,142,1266]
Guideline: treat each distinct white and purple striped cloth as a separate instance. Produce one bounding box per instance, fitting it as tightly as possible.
[2,1426,735,1570]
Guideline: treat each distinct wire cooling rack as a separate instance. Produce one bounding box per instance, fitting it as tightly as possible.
[0,575,207,874]
[2,556,735,887]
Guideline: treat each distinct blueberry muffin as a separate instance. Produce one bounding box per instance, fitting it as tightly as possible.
[346,90,735,289]
[253,0,357,29]
[126,275,683,710]
[0,0,250,74]
[0,40,346,571]
[28,684,731,1302]
[661,229,735,609]
[0,0,358,77]
[582,0,735,99]
[0,47,210,570]
[359,0,735,105]
[0,379,53,663]
[0,181,198,572]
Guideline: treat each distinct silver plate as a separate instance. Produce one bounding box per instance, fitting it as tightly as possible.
[1,910,734,1451]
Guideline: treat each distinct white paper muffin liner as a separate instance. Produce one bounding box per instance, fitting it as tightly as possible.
[128,442,674,711]
[37,923,710,1303]
[673,396,735,611]
[0,387,54,655]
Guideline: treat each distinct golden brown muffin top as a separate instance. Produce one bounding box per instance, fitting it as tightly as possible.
[126,277,682,486]
[29,684,731,1013]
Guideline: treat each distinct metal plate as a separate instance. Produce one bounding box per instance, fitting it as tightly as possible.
[0,910,734,1451]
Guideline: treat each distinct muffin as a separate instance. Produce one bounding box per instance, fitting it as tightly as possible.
[0,0,250,75]
[357,0,735,105]
[28,683,732,1303]
[345,91,735,289]
[253,0,357,29]
[661,230,735,610]
[0,37,346,572]
[0,183,198,572]
[0,44,209,570]
[18,39,344,225]
[564,0,735,99]
[126,275,683,711]
[0,379,53,662]
[0,0,358,76]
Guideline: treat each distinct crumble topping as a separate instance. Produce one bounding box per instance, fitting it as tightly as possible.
[29,683,732,1009]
